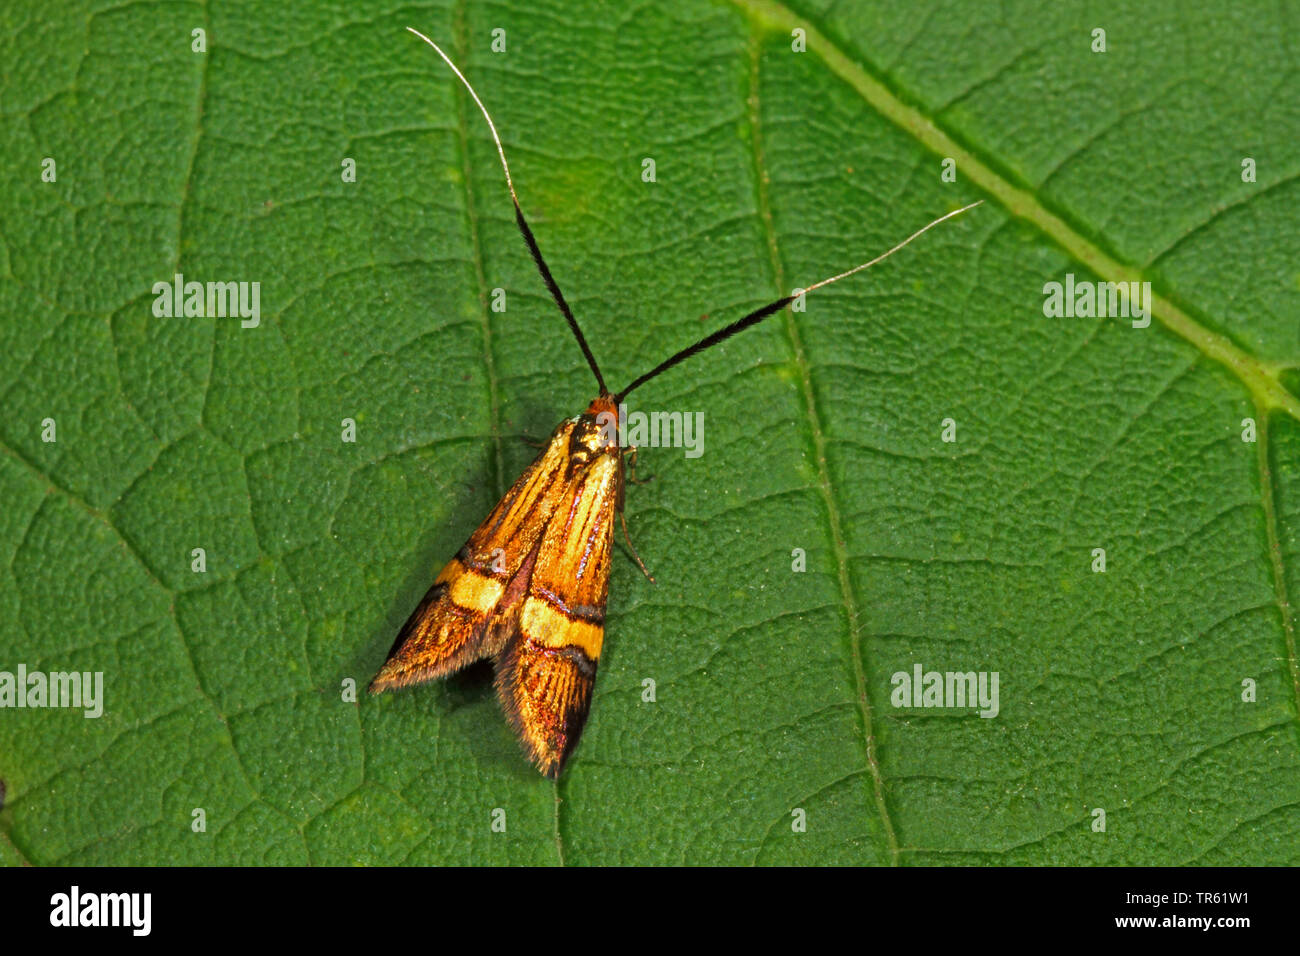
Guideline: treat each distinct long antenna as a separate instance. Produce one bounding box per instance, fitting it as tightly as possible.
[406,27,607,395]
[615,200,984,402]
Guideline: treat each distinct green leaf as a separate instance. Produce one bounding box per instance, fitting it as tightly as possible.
[1,0,1297,865]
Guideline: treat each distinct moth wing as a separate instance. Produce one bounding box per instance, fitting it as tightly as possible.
[495,449,619,777]
[369,421,582,693]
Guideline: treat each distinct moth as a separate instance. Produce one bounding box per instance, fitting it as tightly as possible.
[369,27,982,777]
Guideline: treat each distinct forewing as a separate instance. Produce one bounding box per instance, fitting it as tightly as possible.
[369,421,580,692]
[495,449,619,777]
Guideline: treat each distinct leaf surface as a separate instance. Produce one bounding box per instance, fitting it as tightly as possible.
[0,0,1296,865]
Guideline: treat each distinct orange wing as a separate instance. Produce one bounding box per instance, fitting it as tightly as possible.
[368,419,582,692]
[495,446,620,777]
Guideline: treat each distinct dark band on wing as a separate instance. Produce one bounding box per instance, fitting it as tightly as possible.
[524,638,598,678]
[531,583,604,623]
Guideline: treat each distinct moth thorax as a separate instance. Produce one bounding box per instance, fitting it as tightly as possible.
[576,395,619,455]
[571,419,616,460]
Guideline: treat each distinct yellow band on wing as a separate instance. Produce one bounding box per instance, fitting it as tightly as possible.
[444,562,505,615]
[520,596,603,660]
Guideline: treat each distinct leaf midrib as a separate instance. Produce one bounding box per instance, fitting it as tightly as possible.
[730,0,1300,422]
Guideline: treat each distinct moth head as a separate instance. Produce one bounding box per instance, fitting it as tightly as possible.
[570,394,619,460]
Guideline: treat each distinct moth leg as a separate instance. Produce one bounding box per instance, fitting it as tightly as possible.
[623,444,654,485]
[614,445,655,582]
[620,509,655,584]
